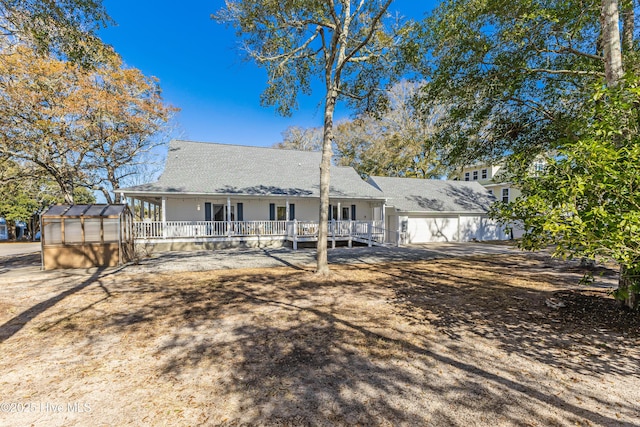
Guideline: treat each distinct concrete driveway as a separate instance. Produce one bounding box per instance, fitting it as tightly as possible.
[0,241,524,283]
[0,242,40,257]
[124,242,524,274]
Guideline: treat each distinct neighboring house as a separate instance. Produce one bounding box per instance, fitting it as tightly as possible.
[456,164,521,204]
[455,158,548,238]
[368,176,507,244]
[118,140,387,249]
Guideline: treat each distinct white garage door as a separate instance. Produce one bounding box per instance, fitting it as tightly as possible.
[404,215,508,243]
[405,216,458,243]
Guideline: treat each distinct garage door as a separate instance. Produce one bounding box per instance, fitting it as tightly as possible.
[458,216,507,241]
[405,216,458,243]
[404,215,508,243]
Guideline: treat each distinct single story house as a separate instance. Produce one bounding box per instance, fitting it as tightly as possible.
[118,140,388,250]
[118,140,507,250]
[367,176,508,244]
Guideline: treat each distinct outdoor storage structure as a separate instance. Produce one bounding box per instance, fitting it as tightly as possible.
[41,204,134,269]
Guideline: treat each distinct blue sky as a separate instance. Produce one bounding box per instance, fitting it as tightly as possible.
[100,1,437,147]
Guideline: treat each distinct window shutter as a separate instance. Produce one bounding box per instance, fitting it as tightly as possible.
[269,203,275,221]
[351,205,356,221]
[289,204,295,220]
[328,204,333,220]
[237,203,244,221]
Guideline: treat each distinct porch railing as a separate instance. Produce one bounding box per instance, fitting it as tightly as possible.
[134,219,386,242]
[134,220,289,239]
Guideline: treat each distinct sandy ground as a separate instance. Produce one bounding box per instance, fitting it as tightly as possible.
[0,248,638,426]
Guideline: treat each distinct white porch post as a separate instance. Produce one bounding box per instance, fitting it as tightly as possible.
[331,219,336,249]
[381,202,387,243]
[292,219,298,250]
[227,196,232,237]
[337,202,342,220]
[161,197,167,239]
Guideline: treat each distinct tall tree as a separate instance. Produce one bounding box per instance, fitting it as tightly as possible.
[0,46,174,204]
[419,0,640,308]
[78,55,177,203]
[216,0,404,275]
[493,76,640,310]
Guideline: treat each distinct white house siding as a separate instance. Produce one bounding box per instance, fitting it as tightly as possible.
[166,197,200,221]
[162,197,380,222]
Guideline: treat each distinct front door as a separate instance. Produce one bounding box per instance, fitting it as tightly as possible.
[276,206,286,221]
[205,203,226,221]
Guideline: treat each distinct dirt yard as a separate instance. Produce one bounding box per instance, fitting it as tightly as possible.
[0,252,638,426]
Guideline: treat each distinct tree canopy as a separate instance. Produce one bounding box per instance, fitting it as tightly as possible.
[493,76,640,309]
[0,46,175,204]
[0,0,112,63]
[412,0,638,169]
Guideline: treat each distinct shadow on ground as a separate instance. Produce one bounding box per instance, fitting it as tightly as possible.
[3,251,638,425]
[0,253,40,273]
[26,254,636,425]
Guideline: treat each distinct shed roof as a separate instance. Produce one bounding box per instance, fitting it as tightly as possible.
[119,140,384,199]
[368,176,496,213]
[42,204,129,218]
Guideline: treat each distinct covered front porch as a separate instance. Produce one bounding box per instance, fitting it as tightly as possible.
[133,219,391,250]
[122,192,392,250]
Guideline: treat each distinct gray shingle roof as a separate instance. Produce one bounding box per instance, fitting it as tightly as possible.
[368,176,496,213]
[119,140,384,199]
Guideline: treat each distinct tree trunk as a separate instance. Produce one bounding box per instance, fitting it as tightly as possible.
[101,188,113,204]
[57,179,75,204]
[601,0,624,86]
[617,266,639,310]
[621,0,635,53]
[316,88,337,275]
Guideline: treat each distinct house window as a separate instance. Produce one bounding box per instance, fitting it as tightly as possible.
[488,189,494,196]
[481,169,488,179]
[342,207,350,220]
[502,188,509,203]
[464,172,470,181]
[237,203,244,221]
[472,170,478,180]
[533,160,545,175]
[206,204,225,221]
[277,206,286,221]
